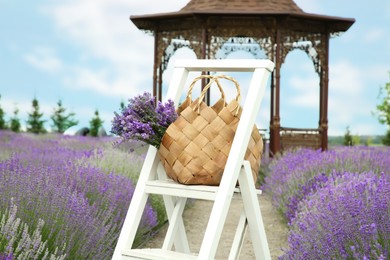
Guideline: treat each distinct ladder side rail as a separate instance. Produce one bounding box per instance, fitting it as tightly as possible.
[112,66,190,259]
[155,67,192,253]
[228,210,248,260]
[239,161,271,260]
[165,67,189,104]
[112,146,160,259]
[198,63,274,259]
[174,59,275,72]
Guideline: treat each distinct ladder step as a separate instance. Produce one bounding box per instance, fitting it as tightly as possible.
[145,179,261,200]
[121,248,198,260]
[145,179,221,200]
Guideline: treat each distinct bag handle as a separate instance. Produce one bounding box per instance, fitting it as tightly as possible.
[185,74,226,105]
[195,75,241,116]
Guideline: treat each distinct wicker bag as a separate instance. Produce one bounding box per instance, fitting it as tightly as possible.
[158,75,263,185]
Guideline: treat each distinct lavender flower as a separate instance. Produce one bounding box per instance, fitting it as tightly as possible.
[111,92,177,148]
[284,172,341,224]
[280,172,390,259]
[0,199,66,259]
[0,253,12,260]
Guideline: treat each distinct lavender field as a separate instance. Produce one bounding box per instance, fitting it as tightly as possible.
[263,146,390,259]
[1,130,389,259]
[0,131,158,259]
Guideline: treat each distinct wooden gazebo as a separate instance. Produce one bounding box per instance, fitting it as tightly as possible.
[130,0,355,156]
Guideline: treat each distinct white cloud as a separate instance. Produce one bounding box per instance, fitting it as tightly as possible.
[352,121,385,135]
[25,0,386,137]
[126,0,189,14]
[280,52,319,109]
[363,28,385,43]
[3,99,50,119]
[63,66,142,98]
[287,76,319,108]
[326,60,386,135]
[384,2,390,16]
[329,60,364,95]
[2,99,29,117]
[38,1,189,100]
[23,47,62,73]
[293,0,322,13]
[364,65,390,85]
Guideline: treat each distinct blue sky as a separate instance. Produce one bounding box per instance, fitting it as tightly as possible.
[0,0,389,136]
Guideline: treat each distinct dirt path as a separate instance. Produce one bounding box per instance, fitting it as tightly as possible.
[141,192,288,259]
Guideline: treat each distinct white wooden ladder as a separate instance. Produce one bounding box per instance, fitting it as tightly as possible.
[112,59,275,260]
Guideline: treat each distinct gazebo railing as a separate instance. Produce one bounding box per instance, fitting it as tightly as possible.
[280,127,322,151]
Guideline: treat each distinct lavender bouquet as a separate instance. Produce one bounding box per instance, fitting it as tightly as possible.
[111,92,177,148]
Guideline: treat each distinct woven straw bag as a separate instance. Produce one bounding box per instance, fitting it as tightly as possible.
[158,75,263,185]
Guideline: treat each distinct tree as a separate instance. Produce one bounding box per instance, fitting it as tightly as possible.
[382,130,390,146]
[375,78,390,126]
[120,100,125,110]
[0,95,7,130]
[10,108,21,132]
[89,110,104,137]
[343,126,353,146]
[375,75,390,145]
[26,97,46,134]
[352,135,361,146]
[50,99,78,133]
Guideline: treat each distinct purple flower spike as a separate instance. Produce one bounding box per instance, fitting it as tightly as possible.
[111,92,177,148]
[280,172,390,259]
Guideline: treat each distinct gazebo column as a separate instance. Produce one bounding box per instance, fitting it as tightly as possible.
[202,27,208,59]
[269,29,281,156]
[158,63,163,101]
[201,26,212,104]
[319,33,330,151]
[152,30,159,99]
[153,30,166,101]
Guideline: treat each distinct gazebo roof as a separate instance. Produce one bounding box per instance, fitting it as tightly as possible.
[180,0,303,13]
[131,0,355,34]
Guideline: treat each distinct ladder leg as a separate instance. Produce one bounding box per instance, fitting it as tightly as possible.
[162,197,188,251]
[228,212,248,260]
[238,161,271,260]
[157,164,191,253]
[112,147,160,260]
